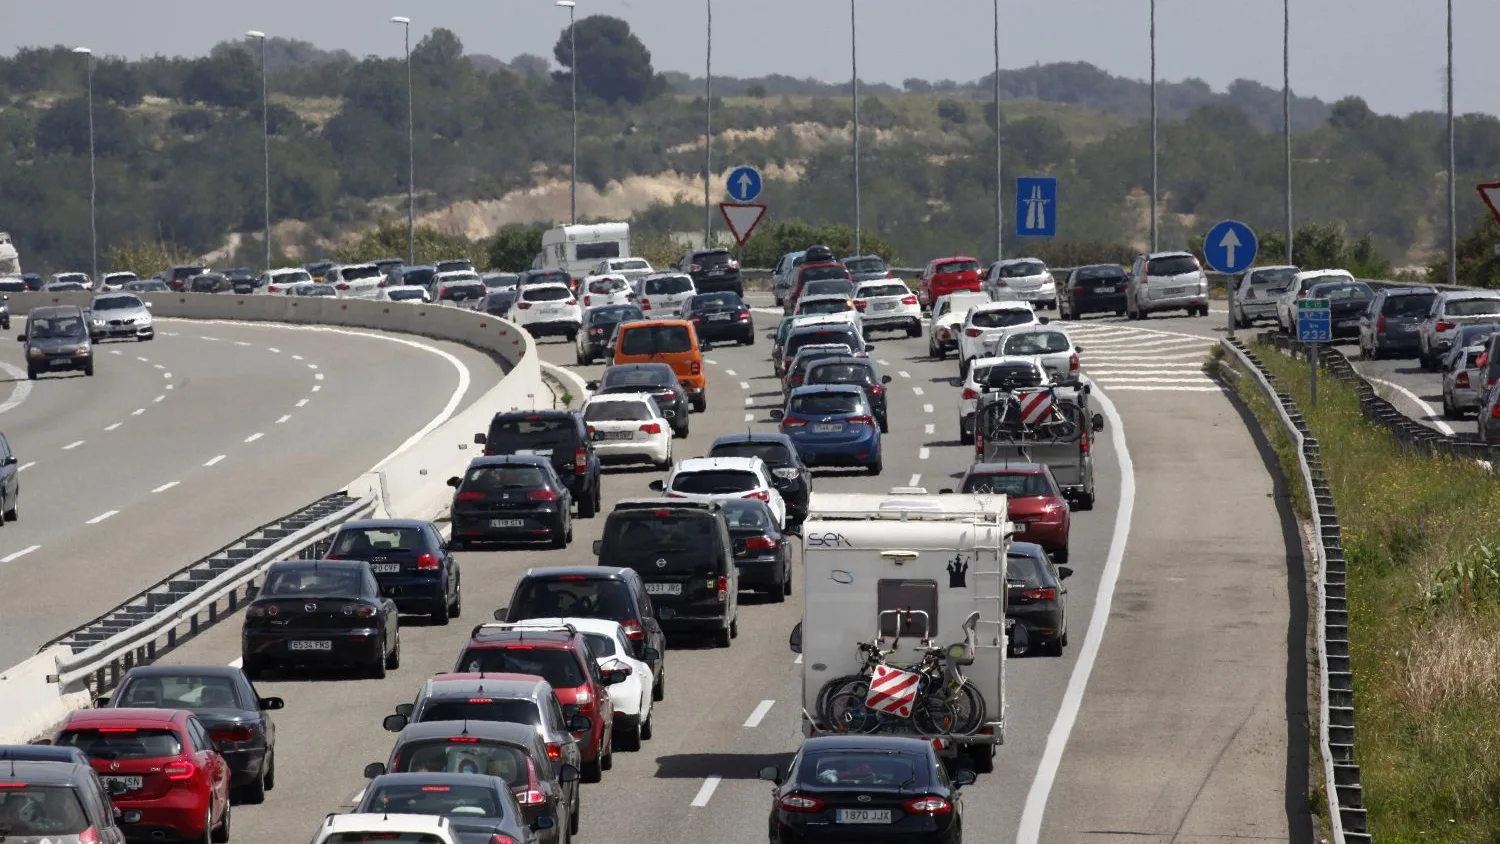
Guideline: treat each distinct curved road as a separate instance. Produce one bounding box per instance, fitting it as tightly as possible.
[136,303,1310,844]
[0,316,508,668]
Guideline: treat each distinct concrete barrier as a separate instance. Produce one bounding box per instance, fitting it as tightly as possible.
[0,646,92,744]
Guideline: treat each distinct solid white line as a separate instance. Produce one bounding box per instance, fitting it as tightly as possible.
[296,399,309,408]
[739,381,750,390]
[17,462,35,472]
[918,447,930,460]
[86,510,118,525]
[0,545,40,564]
[276,414,292,424]
[314,373,325,381]
[1084,363,1208,371]
[908,473,921,487]
[724,369,737,377]
[898,370,911,378]
[1016,385,1134,844]
[924,423,935,435]
[744,413,755,422]
[62,440,85,450]
[912,386,924,396]
[153,395,165,403]
[204,455,226,467]
[743,700,775,728]
[244,432,264,443]
[152,481,180,493]
[0,362,34,416]
[1364,375,1456,436]
[131,408,144,416]
[108,350,122,355]
[689,776,722,807]
[922,404,934,413]
[104,423,122,432]
[291,354,303,360]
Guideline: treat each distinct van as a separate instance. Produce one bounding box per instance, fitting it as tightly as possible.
[19,305,94,379]
[612,320,712,412]
[593,499,739,647]
[974,382,1104,509]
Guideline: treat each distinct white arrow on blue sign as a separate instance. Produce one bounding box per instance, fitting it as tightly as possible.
[725,165,763,203]
[1202,219,1258,274]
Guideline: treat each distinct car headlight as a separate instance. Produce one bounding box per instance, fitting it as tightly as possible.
[75,345,92,355]
[91,318,105,326]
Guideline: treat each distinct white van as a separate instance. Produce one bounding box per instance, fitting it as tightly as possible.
[541,223,631,282]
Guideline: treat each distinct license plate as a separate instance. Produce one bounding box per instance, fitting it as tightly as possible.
[813,423,843,433]
[1096,284,1116,292]
[370,563,401,574]
[289,640,332,651]
[491,519,526,528]
[644,582,682,595]
[1337,319,1360,328]
[517,449,553,457]
[1012,523,1027,532]
[1165,286,1188,296]
[708,313,731,321]
[102,776,142,791]
[836,809,892,824]
[874,302,896,310]
[541,307,559,315]
[596,431,633,441]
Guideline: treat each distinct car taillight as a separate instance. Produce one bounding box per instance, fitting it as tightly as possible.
[164,762,197,781]
[639,422,662,434]
[738,309,751,320]
[1069,352,1079,372]
[565,298,577,305]
[1457,372,1470,388]
[416,553,440,570]
[79,826,100,844]
[854,299,868,311]
[1437,320,1455,332]
[490,835,519,844]
[1080,422,1090,453]
[903,796,952,815]
[574,447,588,473]
[745,536,777,551]
[1376,315,1386,332]
[545,742,563,761]
[962,387,978,401]
[517,301,532,309]
[778,793,825,812]
[901,295,918,305]
[716,575,728,602]
[869,384,884,396]
[621,618,645,640]
[965,328,983,337]
[781,417,808,428]
[690,361,702,376]
[335,283,350,291]
[727,259,740,269]
[689,264,701,273]
[583,295,592,306]
[1020,587,1057,601]
[455,491,485,502]
[212,725,254,743]
[641,298,652,310]
[247,605,277,618]
[743,489,770,502]
[356,603,377,618]
[528,489,560,501]
[516,788,546,805]
[1491,405,1500,419]
[847,414,875,426]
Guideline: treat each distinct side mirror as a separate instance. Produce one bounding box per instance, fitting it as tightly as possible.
[533,816,556,831]
[394,703,414,717]
[558,764,580,783]
[493,607,508,621]
[561,703,580,719]
[591,539,602,555]
[1058,566,1073,580]
[648,479,665,492]
[447,475,463,488]
[259,697,284,711]
[382,713,408,732]
[758,765,782,784]
[1,455,15,466]
[93,696,110,707]
[865,343,875,352]
[641,647,661,661]
[1091,413,1104,432]
[363,762,386,779]
[949,377,963,388]
[788,622,802,654]
[939,488,955,494]
[881,375,892,384]
[585,381,600,390]
[953,768,978,787]
[1074,344,1083,352]
[769,409,785,421]
[473,433,486,445]
[568,714,591,733]
[699,341,713,351]
[15,334,24,342]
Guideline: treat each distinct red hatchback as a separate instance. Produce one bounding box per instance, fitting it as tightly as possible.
[956,462,1072,563]
[454,623,629,782]
[918,257,983,308]
[54,708,232,843]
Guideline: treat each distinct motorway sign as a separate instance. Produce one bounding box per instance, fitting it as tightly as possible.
[1478,182,1500,228]
[726,165,763,203]
[1203,219,1258,274]
[1015,176,1057,238]
[720,203,768,247]
[1296,298,1332,343]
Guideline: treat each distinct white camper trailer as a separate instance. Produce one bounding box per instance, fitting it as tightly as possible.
[794,488,1008,772]
[0,233,20,275]
[540,223,631,282]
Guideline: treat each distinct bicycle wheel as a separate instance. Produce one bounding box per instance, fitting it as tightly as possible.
[826,691,883,735]
[817,676,869,727]
[948,681,988,736]
[912,690,960,738]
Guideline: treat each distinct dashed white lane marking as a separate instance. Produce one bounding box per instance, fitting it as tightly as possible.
[704,358,718,366]
[743,700,776,728]
[234,341,251,347]
[166,384,174,390]
[244,433,264,443]
[912,386,924,396]
[17,462,35,472]
[744,413,754,422]
[1,545,40,564]
[276,414,292,424]
[690,776,722,807]
[918,447,931,460]
[152,481,180,493]
[739,381,750,390]
[296,399,309,408]
[908,473,922,487]
[199,336,220,342]
[307,363,318,370]
[925,423,935,435]
[86,510,118,525]
[876,359,890,366]
[131,408,144,416]
[268,347,280,354]
[314,373,325,381]
[136,356,148,362]
[898,370,910,378]
[311,385,321,393]
[62,440,85,450]
[163,372,172,379]
[744,397,754,406]
[724,369,737,376]
[104,423,121,432]
[922,404,934,414]
[162,332,178,337]
[204,455,226,467]
[152,363,164,370]
[153,395,165,403]
[109,350,122,356]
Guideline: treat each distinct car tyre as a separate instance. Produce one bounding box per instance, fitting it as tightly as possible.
[640,712,654,741]
[1053,544,1069,564]
[867,457,882,476]
[653,672,665,702]
[906,322,922,339]
[1075,491,1094,511]
[3,491,16,522]
[580,758,603,784]
[83,362,94,376]
[210,802,230,844]
[239,765,267,805]
[968,744,996,774]
[1042,636,1065,657]
[930,341,945,361]
[241,657,264,681]
[25,365,36,380]
[690,394,706,413]
[959,424,974,446]
[578,490,596,519]
[713,627,732,648]
[432,596,451,625]
[449,588,462,619]
[615,720,642,752]
[263,752,274,791]
[551,522,568,550]
[386,635,401,670]
[783,569,793,596]
[1443,392,1460,420]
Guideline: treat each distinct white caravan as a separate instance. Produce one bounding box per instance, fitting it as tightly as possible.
[540,223,631,282]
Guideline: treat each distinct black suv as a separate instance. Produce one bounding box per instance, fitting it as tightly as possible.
[677,249,743,296]
[475,410,602,518]
[19,305,93,379]
[498,566,668,701]
[706,432,810,529]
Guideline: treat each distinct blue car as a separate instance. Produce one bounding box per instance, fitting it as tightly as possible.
[770,384,882,475]
[323,518,462,624]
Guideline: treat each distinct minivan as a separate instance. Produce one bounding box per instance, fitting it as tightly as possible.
[1127,251,1208,319]
[592,499,739,648]
[611,320,711,412]
[19,305,93,379]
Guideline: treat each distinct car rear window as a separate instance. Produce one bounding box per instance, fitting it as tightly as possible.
[459,647,585,688]
[464,464,550,491]
[584,400,652,422]
[789,392,864,416]
[806,363,875,386]
[398,742,530,785]
[644,276,694,295]
[962,471,1052,496]
[619,325,692,355]
[510,578,634,621]
[1383,293,1436,316]
[970,309,1034,329]
[343,266,381,280]
[799,751,920,786]
[792,352,849,376]
[0,279,27,292]
[589,307,641,325]
[92,295,142,311]
[974,363,1045,390]
[419,698,540,726]
[600,512,722,573]
[403,268,437,285]
[843,257,886,274]
[858,283,908,298]
[332,527,424,556]
[1003,332,1072,355]
[527,271,571,286]
[1147,256,1200,276]
[324,834,447,844]
[581,633,617,658]
[487,416,577,451]
[524,286,573,302]
[707,441,794,466]
[803,280,855,297]
[615,260,650,271]
[693,251,733,267]
[437,261,475,273]
[365,781,504,818]
[0,786,90,835]
[1006,553,1049,586]
[58,727,183,758]
[999,260,1046,278]
[937,260,980,274]
[260,566,361,596]
[1446,298,1500,317]
[1309,282,1371,300]
[786,331,856,358]
[601,366,673,389]
[799,299,853,316]
[1248,267,1298,288]
[1075,265,1128,281]
[721,500,773,531]
[390,288,428,301]
[588,278,627,293]
[671,470,759,494]
[691,292,740,309]
[801,265,850,282]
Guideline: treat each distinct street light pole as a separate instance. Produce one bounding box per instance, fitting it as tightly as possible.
[1446,0,1457,287]
[704,0,713,246]
[1149,0,1158,252]
[1283,0,1293,263]
[993,0,1002,261]
[247,31,271,273]
[851,0,860,255]
[391,16,415,265]
[73,47,97,282]
[556,1,578,226]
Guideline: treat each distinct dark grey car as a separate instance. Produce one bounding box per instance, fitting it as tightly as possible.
[841,255,889,282]
[19,306,94,379]
[1005,541,1072,657]
[0,760,128,844]
[1358,287,1437,359]
[357,772,549,844]
[0,432,17,524]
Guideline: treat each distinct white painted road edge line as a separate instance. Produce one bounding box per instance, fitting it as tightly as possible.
[1015,385,1135,844]
[204,455,226,467]
[924,423,935,435]
[744,397,754,407]
[743,700,775,728]
[86,510,119,525]
[1363,374,1456,436]
[1,545,40,564]
[152,481,180,493]
[0,362,34,417]
[912,386,924,396]
[739,381,750,390]
[689,776,722,807]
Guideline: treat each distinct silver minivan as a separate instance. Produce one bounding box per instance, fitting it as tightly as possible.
[1127,251,1209,319]
[1231,265,1300,327]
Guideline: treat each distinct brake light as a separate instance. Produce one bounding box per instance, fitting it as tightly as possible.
[717,575,728,602]
[778,793,825,812]
[469,698,494,703]
[690,360,702,376]
[528,489,560,501]
[1020,587,1057,601]
[335,283,350,291]
[965,328,983,337]
[847,414,875,426]
[164,761,197,781]
[448,736,480,743]
[517,301,532,309]
[545,742,563,761]
[689,264,701,273]
[575,446,588,473]
[516,788,546,805]
[903,796,952,814]
[558,575,587,581]
[742,489,771,502]
[854,299,867,311]
[992,278,1009,287]
[1492,405,1500,419]
[1080,422,1090,453]
[1376,315,1386,332]
[641,298,652,310]
[455,491,486,502]
[639,422,662,434]
[416,553,440,570]
[210,726,253,743]
[356,603,377,618]
[1437,320,1455,332]
[1069,352,1079,372]
[738,309,750,321]
[0,783,28,788]
[565,298,576,306]
[901,295,918,305]
[869,384,884,396]
[1457,372,1470,388]
[420,785,451,792]
[781,417,808,428]
[621,618,645,640]
[962,387,978,401]
[489,835,519,844]
[887,270,895,278]
[745,536,777,551]
[586,425,597,435]
[79,826,100,844]
[97,728,137,733]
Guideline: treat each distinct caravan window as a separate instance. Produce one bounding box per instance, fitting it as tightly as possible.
[876,580,939,639]
[576,241,621,261]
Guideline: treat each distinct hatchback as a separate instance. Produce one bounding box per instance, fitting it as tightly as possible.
[784,344,861,398]
[841,255,890,282]
[475,411,602,517]
[1358,287,1438,359]
[575,304,644,365]
[313,813,460,844]
[917,257,983,308]
[676,248,743,296]
[512,284,582,340]
[1127,251,1209,318]
[804,357,891,432]
[637,274,697,317]
[1443,340,1491,418]
[326,519,461,623]
[652,456,787,528]
[1419,290,1500,370]
[581,275,634,308]
[1004,541,1072,657]
[506,618,658,752]
[681,291,754,345]
[1276,269,1355,332]
[1309,279,1375,339]
[772,385,883,475]
[1060,263,1130,320]
[720,497,792,600]
[854,280,922,337]
[447,456,573,548]
[1230,265,1299,327]
[581,393,674,468]
[984,257,1056,308]
[957,462,1071,562]
[356,772,546,844]
[0,760,127,844]
[587,363,691,438]
[784,263,854,315]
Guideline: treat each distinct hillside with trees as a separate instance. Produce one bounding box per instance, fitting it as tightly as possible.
[1,18,1498,277]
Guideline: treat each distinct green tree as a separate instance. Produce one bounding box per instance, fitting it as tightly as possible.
[553,15,663,105]
[486,223,546,271]
[181,52,258,109]
[104,240,199,278]
[1429,217,1500,289]
[337,223,482,267]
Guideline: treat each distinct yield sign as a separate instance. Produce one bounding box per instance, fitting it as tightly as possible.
[719,202,768,247]
[1479,183,1500,227]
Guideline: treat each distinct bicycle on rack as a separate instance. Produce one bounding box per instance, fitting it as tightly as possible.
[978,384,1080,444]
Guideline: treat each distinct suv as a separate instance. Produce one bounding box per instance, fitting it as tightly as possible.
[162,264,207,290]
[1127,251,1209,319]
[453,624,625,783]
[676,248,743,296]
[1357,286,1438,360]
[0,760,127,843]
[706,433,811,529]
[19,305,93,379]
[474,410,601,518]
[593,499,739,648]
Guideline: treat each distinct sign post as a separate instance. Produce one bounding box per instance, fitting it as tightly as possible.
[1296,297,1331,408]
[1202,219,1259,338]
[1014,176,1058,240]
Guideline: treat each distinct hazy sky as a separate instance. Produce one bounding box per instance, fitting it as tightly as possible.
[5,1,1495,117]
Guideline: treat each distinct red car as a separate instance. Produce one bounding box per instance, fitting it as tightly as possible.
[955,461,1072,562]
[453,623,629,782]
[917,257,983,308]
[54,708,232,842]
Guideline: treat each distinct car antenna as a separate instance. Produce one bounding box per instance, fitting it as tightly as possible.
[462,719,470,737]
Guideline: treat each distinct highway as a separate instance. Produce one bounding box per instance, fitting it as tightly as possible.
[0,316,509,668]
[124,301,1310,844]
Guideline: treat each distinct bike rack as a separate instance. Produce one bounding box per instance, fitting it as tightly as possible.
[877,609,933,647]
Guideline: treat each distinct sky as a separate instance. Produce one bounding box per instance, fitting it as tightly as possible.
[4,0,1496,117]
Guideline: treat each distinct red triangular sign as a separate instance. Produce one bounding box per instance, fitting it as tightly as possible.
[720,203,768,247]
[1479,183,1500,227]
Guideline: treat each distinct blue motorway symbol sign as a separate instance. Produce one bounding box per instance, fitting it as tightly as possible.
[1296,298,1332,343]
[725,165,763,203]
[1203,219,1258,274]
[1015,176,1057,238]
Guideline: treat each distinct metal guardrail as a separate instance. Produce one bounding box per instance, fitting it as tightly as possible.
[1220,335,1369,843]
[42,492,376,695]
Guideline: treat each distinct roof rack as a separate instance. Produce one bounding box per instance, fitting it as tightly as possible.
[471,622,578,639]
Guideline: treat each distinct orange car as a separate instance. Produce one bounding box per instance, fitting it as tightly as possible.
[612,319,712,412]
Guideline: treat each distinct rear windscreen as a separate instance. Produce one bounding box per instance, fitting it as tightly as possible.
[398,741,529,787]
[694,251,733,267]
[601,513,721,573]
[0,786,90,835]
[1003,332,1072,355]
[1147,256,1200,276]
[458,648,585,688]
[403,269,437,285]
[786,331,856,358]
[644,277,693,295]
[601,367,672,389]
[510,579,634,621]
[487,417,576,451]
[937,260,980,274]
[525,286,573,302]
[58,728,183,758]
[343,266,382,280]
[1249,267,1298,288]
[858,283,908,298]
[1383,294,1436,316]
[708,442,794,466]
[806,363,875,386]
[999,261,1046,278]
[464,464,549,491]
[844,257,886,274]
[332,527,424,556]
[1006,553,1048,586]
[970,309,1034,329]
[691,292,740,310]
[1075,265,1127,281]
[721,501,773,531]
[789,393,863,416]
[261,566,361,596]
[584,401,651,422]
[588,307,640,325]
[441,284,485,301]
[419,699,540,726]
[436,261,474,273]
[389,288,427,301]
[324,835,448,844]
[1309,283,1371,300]
[962,472,1052,496]
[801,266,850,282]
[803,281,854,297]
[527,271,571,286]
[1447,298,1500,317]
[364,782,504,819]
[799,299,852,315]
[619,325,692,356]
[589,278,627,293]
[671,470,758,494]
[791,351,847,374]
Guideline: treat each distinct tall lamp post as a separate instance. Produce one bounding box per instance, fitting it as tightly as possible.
[992,0,1002,261]
[247,31,271,273]
[1148,0,1158,252]
[850,0,860,255]
[1282,0,1293,263]
[1446,0,1456,287]
[557,0,579,226]
[391,16,415,264]
[72,47,97,283]
[704,0,713,246]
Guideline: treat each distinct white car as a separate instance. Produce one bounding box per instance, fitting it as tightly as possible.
[263,267,313,293]
[581,393,673,468]
[312,813,459,844]
[380,286,430,303]
[637,274,696,317]
[324,263,383,298]
[957,355,1051,445]
[793,294,863,335]
[982,323,1081,386]
[512,617,656,749]
[511,282,581,339]
[1274,269,1354,332]
[50,272,93,289]
[957,301,1039,375]
[99,271,138,292]
[591,257,655,283]
[581,274,636,308]
[432,273,487,308]
[984,258,1057,309]
[287,282,337,297]
[854,279,921,337]
[651,456,787,528]
[927,291,992,360]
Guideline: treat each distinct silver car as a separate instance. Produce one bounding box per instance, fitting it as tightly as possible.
[86,293,154,341]
[984,258,1057,309]
[1442,341,1491,418]
[1231,265,1299,327]
[1127,251,1209,319]
[770,250,807,306]
[985,324,1081,386]
[1418,290,1500,371]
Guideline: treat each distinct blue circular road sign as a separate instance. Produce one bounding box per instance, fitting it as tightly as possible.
[726,166,763,203]
[1202,219,1258,274]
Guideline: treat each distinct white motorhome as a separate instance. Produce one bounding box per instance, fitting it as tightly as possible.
[0,233,20,275]
[794,488,1008,773]
[540,223,631,282]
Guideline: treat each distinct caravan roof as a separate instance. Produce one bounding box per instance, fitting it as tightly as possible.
[806,492,1008,522]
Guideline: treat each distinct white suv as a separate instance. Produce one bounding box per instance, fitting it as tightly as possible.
[582,392,674,468]
[638,274,697,317]
[1127,251,1209,319]
[263,267,313,293]
[854,280,922,338]
[984,258,1056,309]
[957,301,1039,375]
[651,456,787,528]
[324,263,383,299]
[512,282,582,340]
[926,291,993,361]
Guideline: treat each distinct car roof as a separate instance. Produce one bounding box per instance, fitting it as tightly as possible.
[325,813,452,835]
[709,432,796,447]
[508,617,625,639]
[1294,269,1353,281]
[673,456,764,473]
[1007,540,1048,558]
[806,356,874,368]
[800,734,935,753]
[0,760,99,785]
[371,771,509,789]
[973,300,1035,311]
[29,305,84,316]
[969,355,1045,370]
[467,455,555,469]
[468,625,579,646]
[584,392,655,404]
[788,322,858,335]
[611,497,721,514]
[0,745,92,765]
[423,675,550,697]
[522,282,572,293]
[120,664,242,680]
[396,719,541,745]
[519,565,635,582]
[1145,250,1195,259]
[64,707,184,727]
[1379,286,1437,296]
[1438,289,1500,300]
[997,257,1048,266]
[789,383,864,396]
[493,409,573,419]
[934,256,978,263]
[340,518,432,530]
[968,461,1048,473]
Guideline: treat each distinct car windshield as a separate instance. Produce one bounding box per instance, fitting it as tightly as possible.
[963,471,1052,496]
[419,698,540,726]
[601,513,721,573]
[57,728,182,759]
[1076,265,1127,280]
[789,392,863,416]
[464,465,549,492]
[791,351,846,373]
[484,275,519,289]
[601,366,673,389]
[970,309,1034,329]
[806,363,875,386]
[400,742,529,785]
[1458,324,1500,346]
[804,281,855,297]
[260,567,362,596]
[27,315,86,339]
[1447,298,1500,317]
[937,260,980,274]
[843,257,886,274]
[1249,267,1299,289]
[1000,260,1047,278]
[800,751,920,787]
[365,782,503,819]
[1309,282,1371,300]
[117,674,242,709]
[619,325,692,355]
[708,441,793,467]
[800,299,852,315]
[721,500,773,531]
[692,293,740,310]
[644,276,693,295]
[1003,332,1072,355]
[274,271,313,285]
[1383,294,1436,316]
[0,786,91,836]
[672,470,759,494]
[524,286,573,303]
[786,331,856,358]
[526,271,571,286]
[332,527,424,557]
[584,400,652,422]
[589,307,641,325]
[1148,255,1200,276]
[858,283,908,299]
[459,647,585,688]
[800,266,849,283]
[298,284,337,296]
[511,579,634,621]
[974,363,1045,390]
[91,296,142,311]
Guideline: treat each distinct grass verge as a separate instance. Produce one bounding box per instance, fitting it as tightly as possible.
[1231,340,1500,843]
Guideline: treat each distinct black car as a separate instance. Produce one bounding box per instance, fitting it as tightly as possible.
[577,304,645,365]
[587,363,691,438]
[1005,541,1071,657]
[357,772,549,844]
[374,258,407,279]
[782,323,870,372]
[1061,264,1129,319]
[240,559,401,680]
[0,432,17,524]
[21,273,43,291]
[326,518,461,623]
[484,272,521,289]
[100,664,284,804]
[803,357,891,433]
[498,566,668,701]
[783,347,855,399]
[474,410,602,517]
[447,455,573,549]
[759,735,974,844]
[19,305,93,379]
[682,291,755,345]
[842,255,890,283]
[520,267,574,290]
[401,265,439,288]
[478,290,516,316]
[301,259,337,280]
[677,248,743,296]
[1359,286,1438,359]
[1308,279,1374,339]
[706,432,810,529]
[223,267,259,294]
[720,498,792,600]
